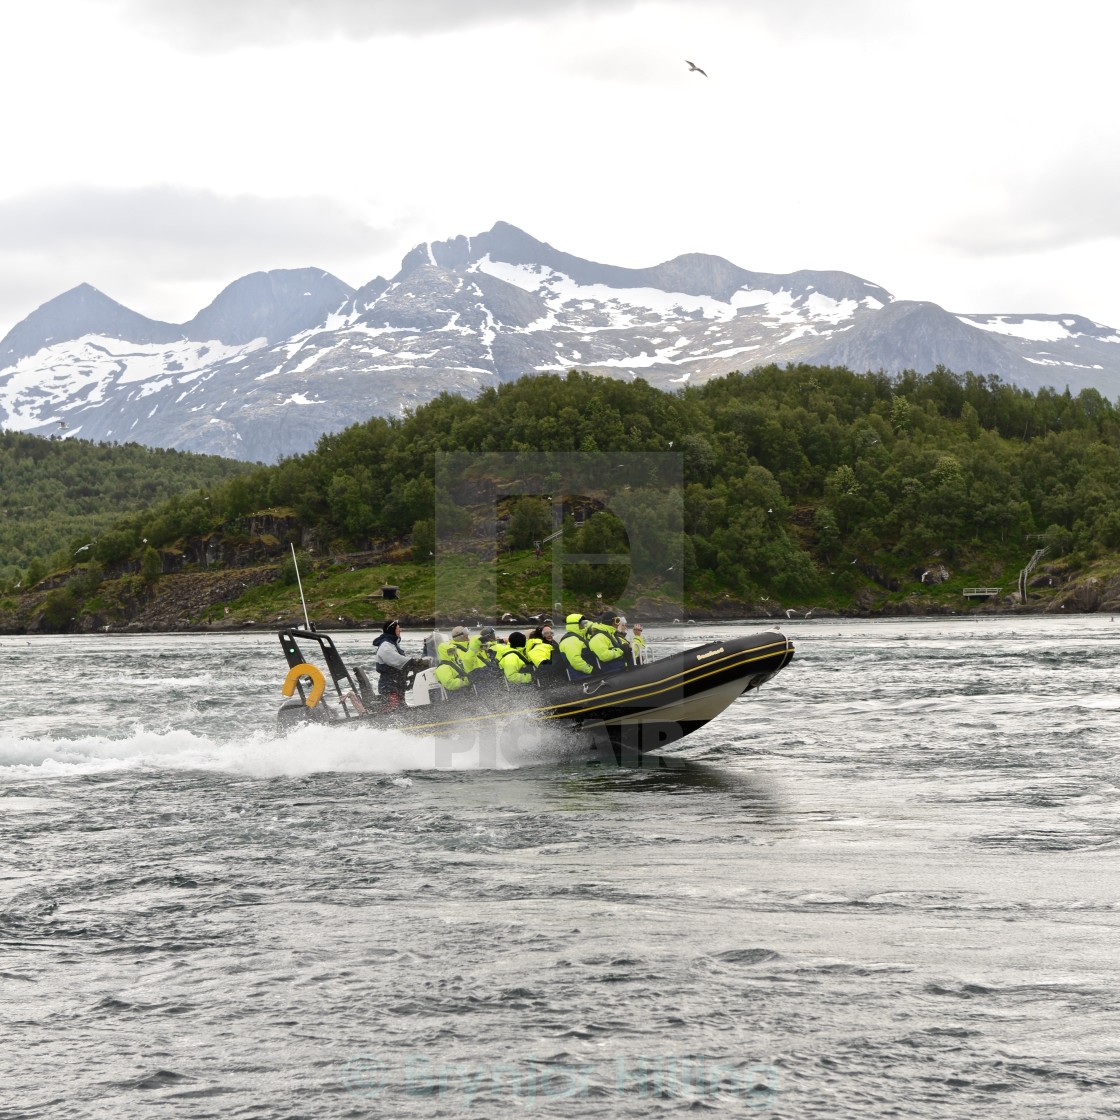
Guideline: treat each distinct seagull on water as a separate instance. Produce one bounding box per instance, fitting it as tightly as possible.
[686,60,707,76]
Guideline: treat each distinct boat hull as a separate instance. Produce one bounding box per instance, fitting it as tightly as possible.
[537,631,794,749]
[276,628,794,753]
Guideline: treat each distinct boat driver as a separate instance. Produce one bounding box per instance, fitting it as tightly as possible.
[372,619,429,709]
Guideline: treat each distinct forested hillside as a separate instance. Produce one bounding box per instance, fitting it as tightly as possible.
[0,432,253,584]
[7,364,1118,615]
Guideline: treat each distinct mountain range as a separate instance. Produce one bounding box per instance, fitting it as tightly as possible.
[2,221,1118,462]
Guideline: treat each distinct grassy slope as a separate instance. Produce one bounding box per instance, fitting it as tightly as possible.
[4,542,1117,634]
[151,550,1081,629]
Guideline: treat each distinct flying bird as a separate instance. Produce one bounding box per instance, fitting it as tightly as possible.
[686,60,707,76]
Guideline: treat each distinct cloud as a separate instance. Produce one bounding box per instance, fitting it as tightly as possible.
[0,185,393,267]
[0,186,402,330]
[938,155,1120,258]
[103,0,907,53]
[110,0,641,48]
[725,0,909,36]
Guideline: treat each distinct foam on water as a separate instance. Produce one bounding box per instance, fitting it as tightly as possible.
[0,714,584,780]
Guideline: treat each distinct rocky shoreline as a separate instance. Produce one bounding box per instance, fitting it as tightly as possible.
[3,561,1119,636]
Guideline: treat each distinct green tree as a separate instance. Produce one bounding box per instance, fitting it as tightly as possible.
[506,497,553,550]
[890,396,913,434]
[814,506,841,559]
[411,519,435,564]
[140,546,163,584]
[41,586,79,631]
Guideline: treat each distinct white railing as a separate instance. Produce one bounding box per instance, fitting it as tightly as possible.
[1018,547,1048,604]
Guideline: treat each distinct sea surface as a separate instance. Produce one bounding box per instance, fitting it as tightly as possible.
[2,616,1119,1118]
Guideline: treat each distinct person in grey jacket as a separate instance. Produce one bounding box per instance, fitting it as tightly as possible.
[372,620,427,707]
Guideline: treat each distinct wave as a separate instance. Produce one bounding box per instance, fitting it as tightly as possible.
[0,717,582,780]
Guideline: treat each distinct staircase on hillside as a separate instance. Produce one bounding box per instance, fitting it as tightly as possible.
[1018,548,1048,605]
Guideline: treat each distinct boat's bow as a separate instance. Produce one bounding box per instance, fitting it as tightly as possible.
[540,630,794,750]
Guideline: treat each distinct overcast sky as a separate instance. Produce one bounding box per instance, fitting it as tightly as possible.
[2,0,1118,340]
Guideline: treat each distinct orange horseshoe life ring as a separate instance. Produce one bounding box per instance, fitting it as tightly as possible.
[282,663,326,708]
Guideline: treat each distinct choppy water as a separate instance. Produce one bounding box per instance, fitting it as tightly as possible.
[3,617,1120,1118]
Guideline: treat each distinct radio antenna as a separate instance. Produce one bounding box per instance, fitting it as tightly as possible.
[291,543,311,630]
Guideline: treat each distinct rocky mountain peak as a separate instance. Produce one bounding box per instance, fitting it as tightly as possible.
[0,283,181,365]
[182,268,355,345]
[1,222,1118,462]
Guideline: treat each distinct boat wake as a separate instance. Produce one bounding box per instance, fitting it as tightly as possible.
[0,716,586,780]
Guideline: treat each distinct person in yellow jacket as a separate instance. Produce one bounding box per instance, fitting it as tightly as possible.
[558,614,597,677]
[468,626,498,673]
[498,632,535,686]
[525,623,561,686]
[630,622,649,664]
[434,626,474,693]
[466,625,504,693]
[611,616,635,667]
[587,616,627,672]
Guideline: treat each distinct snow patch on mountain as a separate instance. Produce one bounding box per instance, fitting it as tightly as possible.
[958,315,1076,342]
[475,257,781,326]
[1023,356,1104,369]
[470,257,874,348]
[805,292,860,322]
[0,334,256,430]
